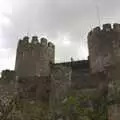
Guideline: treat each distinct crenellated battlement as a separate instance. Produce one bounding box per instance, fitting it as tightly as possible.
[88,23,120,38]
[18,36,54,46]
[17,36,55,52]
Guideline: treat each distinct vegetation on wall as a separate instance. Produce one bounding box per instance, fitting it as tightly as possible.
[61,91,108,120]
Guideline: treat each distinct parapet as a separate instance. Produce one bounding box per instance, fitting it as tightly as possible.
[88,26,101,38]
[88,23,120,37]
[17,36,55,52]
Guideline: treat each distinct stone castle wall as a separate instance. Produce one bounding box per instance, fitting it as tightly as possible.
[15,36,55,77]
[16,76,50,102]
[50,64,72,119]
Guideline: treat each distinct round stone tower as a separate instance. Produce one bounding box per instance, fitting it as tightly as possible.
[88,23,120,120]
[15,36,55,77]
[88,23,114,73]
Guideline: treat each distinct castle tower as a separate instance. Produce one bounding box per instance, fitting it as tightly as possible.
[15,36,55,77]
[88,23,120,120]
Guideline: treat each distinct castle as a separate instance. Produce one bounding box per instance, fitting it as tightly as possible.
[14,23,120,120]
[0,23,120,120]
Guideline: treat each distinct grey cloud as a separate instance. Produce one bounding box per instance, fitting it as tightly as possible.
[1,0,120,71]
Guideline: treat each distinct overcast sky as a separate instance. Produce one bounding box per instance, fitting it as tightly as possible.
[0,0,120,72]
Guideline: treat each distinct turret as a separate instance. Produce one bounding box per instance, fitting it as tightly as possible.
[15,36,55,77]
[88,23,120,120]
[88,23,117,73]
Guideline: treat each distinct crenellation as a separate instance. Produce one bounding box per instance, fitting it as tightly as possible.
[93,26,101,33]
[113,23,120,32]
[17,39,22,51]
[17,36,30,52]
[48,42,53,47]
[88,27,101,37]
[18,39,23,45]
[48,42,55,49]
[103,23,112,32]
[31,36,39,44]
[88,23,120,38]
[23,36,29,44]
[88,31,93,38]
[47,42,55,63]
[40,37,48,46]
[88,23,120,47]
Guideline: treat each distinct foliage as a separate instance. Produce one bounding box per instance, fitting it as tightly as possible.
[61,91,108,120]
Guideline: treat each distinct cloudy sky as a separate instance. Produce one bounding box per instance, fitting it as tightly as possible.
[0,0,120,72]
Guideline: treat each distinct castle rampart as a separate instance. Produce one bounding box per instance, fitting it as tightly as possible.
[15,36,55,77]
